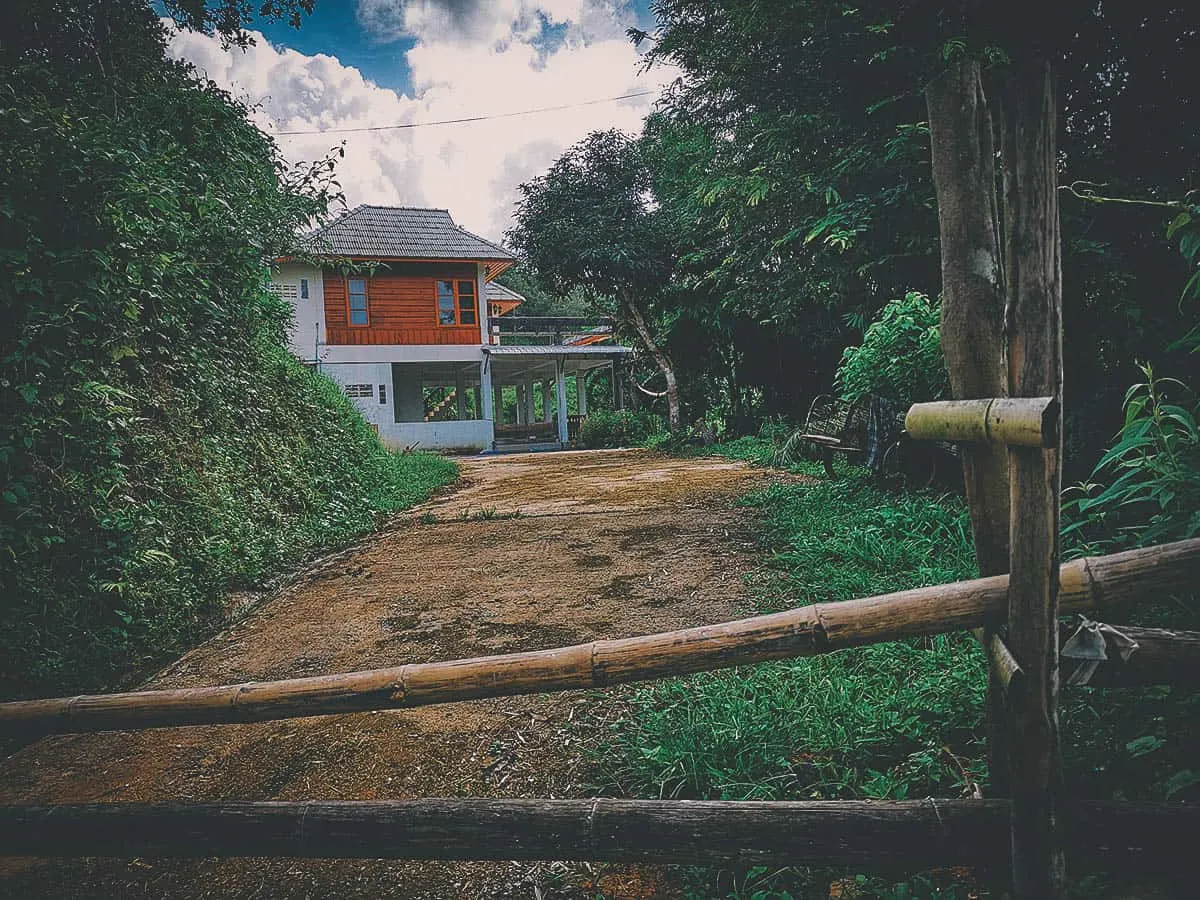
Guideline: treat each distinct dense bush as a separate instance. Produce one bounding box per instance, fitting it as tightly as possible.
[0,3,457,696]
[577,409,667,449]
[837,290,949,407]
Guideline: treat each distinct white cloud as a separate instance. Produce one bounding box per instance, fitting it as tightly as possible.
[165,1,674,242]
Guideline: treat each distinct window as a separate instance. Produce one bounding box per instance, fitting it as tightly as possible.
[348,278,368,325]
[379,384,387,404]
[457,279,477,325]
[345,383,373,398]
[437,280,456,325]
[299,278,309,299]
[436,279,478,326]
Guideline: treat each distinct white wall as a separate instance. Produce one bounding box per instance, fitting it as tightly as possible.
[321,363,395,431]
[321,344,484,365]
[379,420,493,452]
[272,262,325,361]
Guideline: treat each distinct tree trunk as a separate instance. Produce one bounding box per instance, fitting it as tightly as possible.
[926,61,1013,810]
[620,292,681,432]
[999,61,1067,898]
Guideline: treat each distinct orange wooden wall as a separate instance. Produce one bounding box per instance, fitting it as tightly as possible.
[323,264,481,346]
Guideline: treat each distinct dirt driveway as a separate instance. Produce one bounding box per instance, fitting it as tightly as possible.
[0,449,771,899]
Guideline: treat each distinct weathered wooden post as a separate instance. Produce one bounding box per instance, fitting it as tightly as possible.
[926,61,1012,799]
[999,62,1066,897]
[926,58,1067,896]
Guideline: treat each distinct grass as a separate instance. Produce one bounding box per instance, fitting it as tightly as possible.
[580,463,985,897]
[581,438,1197,897]
[590,469,983,806]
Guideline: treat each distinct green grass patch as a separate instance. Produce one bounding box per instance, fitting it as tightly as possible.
[591,472,983,807]
[584,448,1197,897]
[584,469,985,896]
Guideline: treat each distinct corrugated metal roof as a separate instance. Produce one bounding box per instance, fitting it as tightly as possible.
[305,206,515,262]
[484,345,633,356]
[485,282,526,302]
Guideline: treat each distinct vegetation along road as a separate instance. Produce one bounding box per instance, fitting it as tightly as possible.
[0,449,775,899]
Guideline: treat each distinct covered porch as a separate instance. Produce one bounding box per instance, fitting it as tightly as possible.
[483,345,632,451]
[385,359,492,452]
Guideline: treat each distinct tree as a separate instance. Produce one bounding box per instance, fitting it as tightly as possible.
[507,130,683,431]
[634,0,1200,467]
[0,0,430,695]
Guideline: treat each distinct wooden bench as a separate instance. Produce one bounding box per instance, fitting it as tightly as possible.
[797,393,871,476]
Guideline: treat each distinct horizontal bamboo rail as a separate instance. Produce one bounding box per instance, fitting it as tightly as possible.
[1,799,1194,870]
[1,539,1196,738]
[1064,625,1200,689]
[905,397,1058,447]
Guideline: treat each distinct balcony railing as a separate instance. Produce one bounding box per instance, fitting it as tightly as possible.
[491,316,615,346]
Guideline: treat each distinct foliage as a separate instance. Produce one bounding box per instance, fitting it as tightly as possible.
[587,471,983,896]
[577,409,667,450]
[588,445,1197,895]
[1063,365,1200,556]
[592,1,1200,460]
[493,263,592,318]
[0,2,456,696]
[1164,200,1200,354]
[160,0,314,47]
[507,129,683,430]
[508,130,670,301]
[591,471,979,796]
[837,291,948,407]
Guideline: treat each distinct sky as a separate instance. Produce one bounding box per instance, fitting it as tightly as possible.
[166,0,675,244]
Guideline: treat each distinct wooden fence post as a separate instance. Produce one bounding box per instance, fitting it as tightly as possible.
[999,61,1067,897]
[926,61,1012,799]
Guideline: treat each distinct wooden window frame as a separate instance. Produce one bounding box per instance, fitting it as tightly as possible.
[347,277,370,327]
[435,279,478,327]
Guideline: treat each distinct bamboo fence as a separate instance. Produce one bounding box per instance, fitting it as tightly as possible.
[0,538,1195,738]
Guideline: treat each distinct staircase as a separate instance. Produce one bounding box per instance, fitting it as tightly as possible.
[424,389,457,422]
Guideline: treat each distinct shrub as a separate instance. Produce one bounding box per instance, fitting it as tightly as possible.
[837,290,949,406]
[577,409,667,449]
[0,7,458,697]
[1063,363,1200,555]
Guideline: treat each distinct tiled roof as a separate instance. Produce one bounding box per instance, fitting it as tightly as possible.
[305,205,515,262]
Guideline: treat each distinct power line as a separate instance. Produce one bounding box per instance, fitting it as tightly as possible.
[274,90,657,136]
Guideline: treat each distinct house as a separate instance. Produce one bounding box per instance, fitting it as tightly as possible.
[272,205,632,452]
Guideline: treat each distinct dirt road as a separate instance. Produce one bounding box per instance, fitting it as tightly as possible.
[0,449,771,898]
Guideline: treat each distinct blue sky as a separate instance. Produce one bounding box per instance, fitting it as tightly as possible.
[252,0,658,97]
[167,1,672,238]
[257,3,420,94]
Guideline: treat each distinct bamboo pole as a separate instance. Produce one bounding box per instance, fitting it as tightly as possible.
[905,398,1057,447]
[0,800,1194,871]
[1000,61,1067,897]
[926,61,1013,802]
[0,540,1195,738]
[1062,625,1200,689]
[988,633,1024,697]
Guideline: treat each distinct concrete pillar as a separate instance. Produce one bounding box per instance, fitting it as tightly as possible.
[541,381,553,423]
[454,367,467,420]
[612,360,624,410]
[576,371,588,417]
[524,378,535,424]
[482,363,496,422]
[474,384,482,419]
[515,384,526,425]
[555,358,569,445]
[394,364,425,423]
